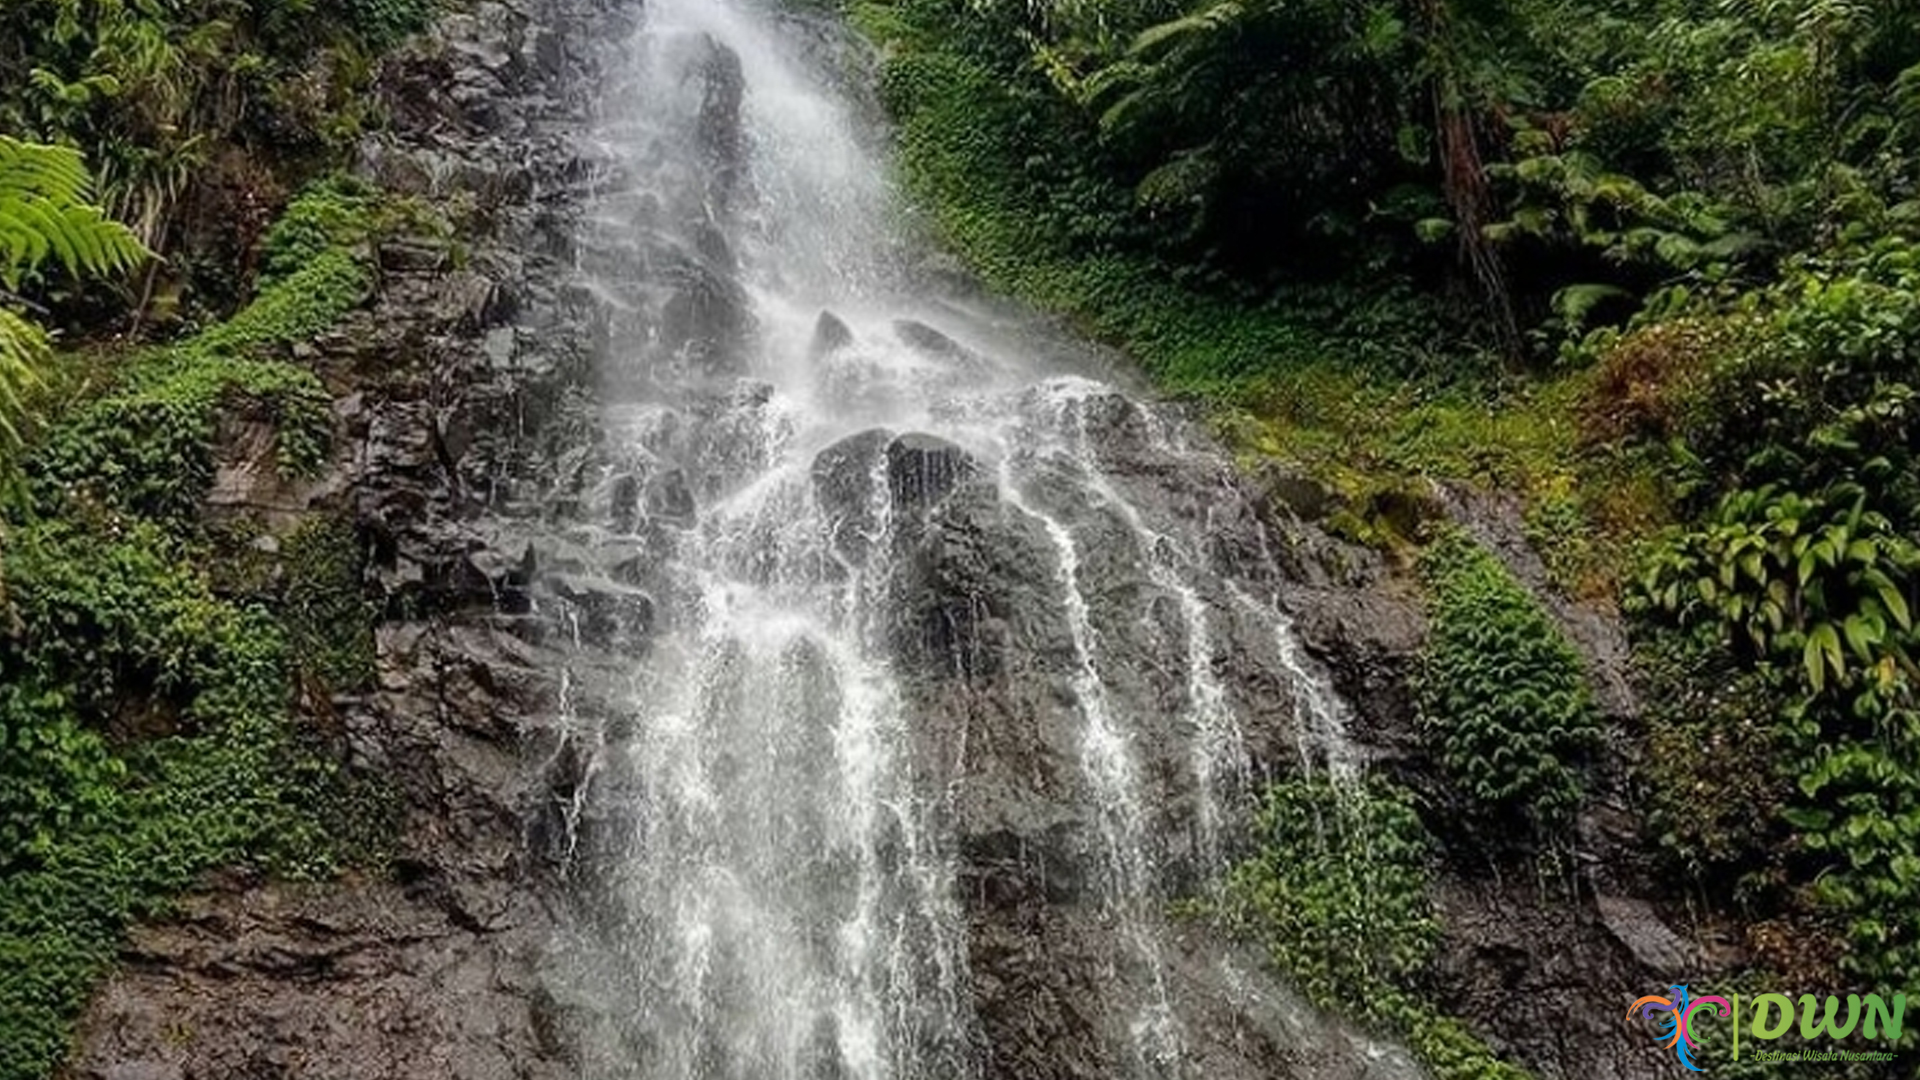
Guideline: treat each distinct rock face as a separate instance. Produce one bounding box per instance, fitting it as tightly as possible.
[66,0,637,1075]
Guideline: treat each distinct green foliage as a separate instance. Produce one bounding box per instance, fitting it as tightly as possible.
[0,684,123,872]
[334,0,436,49]
[1676,237,1920,523]
[0,307,52,446]
[0,137,146,445]
[0,519,339,1080]
[280,514,376,695]
[0,0,438,231]
[860,0,1485,401]
[1627,235,1920,989]
[1416,528,1601,832]
[0,175,395,1077]
[1633,625,1795,881]
[0,0,437,340]
[1216,777,1530,1080]
[1637,486,1918,693]
[26,235,364,521]
[257,173,390,282]
[0,137,147,291]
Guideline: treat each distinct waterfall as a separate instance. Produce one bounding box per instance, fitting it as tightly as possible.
[535,0,1415,1077]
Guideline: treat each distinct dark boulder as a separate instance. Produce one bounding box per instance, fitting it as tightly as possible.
[810,427,893,562]
[809,310,855,361]
[886,432,977,514]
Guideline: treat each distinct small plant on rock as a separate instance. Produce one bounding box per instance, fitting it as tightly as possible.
[1416,527,1601,839]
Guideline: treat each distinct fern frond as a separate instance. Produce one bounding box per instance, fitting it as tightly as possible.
[0,136,150,288]
[1128,0,1246,59]
[0,306,51,445]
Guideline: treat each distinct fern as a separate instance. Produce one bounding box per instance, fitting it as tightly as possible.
[0,136,149,291]
[0,137,148,445]
[0,307,51,445]
[1127,0,1246,58]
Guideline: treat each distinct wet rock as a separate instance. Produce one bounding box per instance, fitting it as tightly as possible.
[609,474,641,533]
[67,884,567,1080]
[544,573,655,649]
[810,427,892,562]
[657,255,753,376]
[892,317,988,371]
[809,310,854,360]
[647,467,697,524]
[885,432,976,514]
[1596,894,1700,976]
[690,34,745,210]
[691,219,737,273]
[1256,465,1334,521]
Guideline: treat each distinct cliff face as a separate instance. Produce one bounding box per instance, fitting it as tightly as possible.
[65,2,623,1074]
[63,3,1700,1079]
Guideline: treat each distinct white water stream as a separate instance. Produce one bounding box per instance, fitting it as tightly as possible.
[540,1,1381,1076]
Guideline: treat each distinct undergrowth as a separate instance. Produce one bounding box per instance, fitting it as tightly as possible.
[1215,777,1532,1080]
[0,177,398,1079]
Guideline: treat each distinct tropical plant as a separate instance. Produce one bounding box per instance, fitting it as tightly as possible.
[0,136,146,442]
[1215,777,1531,1080]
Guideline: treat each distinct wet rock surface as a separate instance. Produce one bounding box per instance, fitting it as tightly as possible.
[68,0,634,1075]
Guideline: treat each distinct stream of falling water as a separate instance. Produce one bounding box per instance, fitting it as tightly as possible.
[544,0,1375,1076]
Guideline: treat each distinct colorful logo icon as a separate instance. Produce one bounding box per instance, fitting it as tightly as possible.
[1626,984,1733,1071]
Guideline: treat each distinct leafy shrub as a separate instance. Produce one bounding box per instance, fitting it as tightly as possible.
[1416,528,1601,833]
[1635,486,1917,692]
[1629,235,1920,989]
[0,685,122,872]
[1675,238,1920,528]
[1216,777,1529,1080]
[1632,625,1795,880]
[259,171,441,282]
[337,0,437,49]
[0,518,339,1080]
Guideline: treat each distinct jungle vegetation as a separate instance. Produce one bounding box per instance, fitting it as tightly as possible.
[0,1,431,1074]
[2,0,1918,1075]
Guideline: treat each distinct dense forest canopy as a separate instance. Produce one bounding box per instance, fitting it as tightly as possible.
[893,0,1920,349]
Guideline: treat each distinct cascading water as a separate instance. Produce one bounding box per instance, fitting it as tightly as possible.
[537,0,1420,1077]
